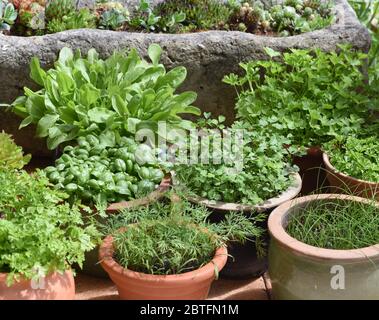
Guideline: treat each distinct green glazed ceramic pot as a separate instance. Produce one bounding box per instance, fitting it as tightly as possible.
[268,194,379,300]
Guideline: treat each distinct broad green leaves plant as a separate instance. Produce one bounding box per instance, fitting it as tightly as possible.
[174,119,298,205]
[0,169,99,285]
[11,44,200,150]
[45,132,165,206]
[224,45,373,148]
[103,198,265,275]
[323,136,379,182]
[0,131,31,169]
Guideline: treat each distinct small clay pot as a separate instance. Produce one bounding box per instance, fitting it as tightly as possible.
[80,174,172,278]
[323,153,379,200]
[99,230,228,300]
[268,194,379,300]
[0,270,75,300]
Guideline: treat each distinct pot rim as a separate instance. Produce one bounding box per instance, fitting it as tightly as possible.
[106,173,171,214]
[268,194,379,261]
[0,269,73,283]
[323,152,379,186]
[99,229,228,283]
[172,172,302,212]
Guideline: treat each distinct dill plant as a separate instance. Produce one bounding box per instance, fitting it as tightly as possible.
[102,198,265,275]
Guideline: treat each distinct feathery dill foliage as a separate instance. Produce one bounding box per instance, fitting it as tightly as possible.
[286,198,379,249]
[103,199,265,275]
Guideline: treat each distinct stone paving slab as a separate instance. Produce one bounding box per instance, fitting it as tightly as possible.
[75,273,270,300]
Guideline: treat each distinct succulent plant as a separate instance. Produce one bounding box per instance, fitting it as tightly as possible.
[45,0,75,21]
[0,0,17,32]
[17,1,45,30]
[0,131,31,169]
[96,1,129,30]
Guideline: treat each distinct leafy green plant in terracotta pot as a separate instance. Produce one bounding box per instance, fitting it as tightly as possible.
[268,194,379,300]
[99,196,264,300]
[224,45,375,194]
[0,168,99,300]
[323,136,379,199]
[173,118,302,278]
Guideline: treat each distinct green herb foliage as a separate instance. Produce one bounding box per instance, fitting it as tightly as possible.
[224,45,371,148]
[287,197,379,249]
[174,117,298,205]
[0,169,99,285]
[0,131,31,169]
[349,0,379,130]
[323,136,379,182]
[11,44,200,150]
[102,198,265,275]
[45,132,164,206]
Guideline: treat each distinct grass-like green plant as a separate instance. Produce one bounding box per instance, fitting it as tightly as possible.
[323,136,379,182]
[224,45,373,149]
[0,168,99,285]
[0,131,31,169]
[174,117,298,205]
[286,197,379,249]
[102,197,265,275]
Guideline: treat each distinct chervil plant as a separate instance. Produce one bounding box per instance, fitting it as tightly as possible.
[11,44,200,150]
[323,136,379,182]
[224,45,372,148]
[174,118,298,205]
[0,169,99,285]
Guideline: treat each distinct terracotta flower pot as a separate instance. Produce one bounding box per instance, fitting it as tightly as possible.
[81,174,172,278]
[323,153,379,200]
[0,270,75,300]
[173,172,302,279]
[268,194,379,300]
[99,231,228,300]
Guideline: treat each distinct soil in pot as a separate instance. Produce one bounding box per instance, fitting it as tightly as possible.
[0,270,75,300]
[268,194,379,300]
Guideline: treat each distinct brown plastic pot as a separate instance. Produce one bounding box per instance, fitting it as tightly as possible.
[99,230,228,300]
[268,194,379,300]
[293,146,327,195]
[80,174,172,278]
[172,172,302,279]
[0,270,75,300]
[323,153,379,200]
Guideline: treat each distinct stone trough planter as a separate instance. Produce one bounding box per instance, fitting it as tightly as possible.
[0,0,370,156]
